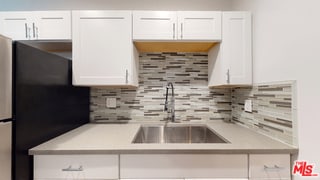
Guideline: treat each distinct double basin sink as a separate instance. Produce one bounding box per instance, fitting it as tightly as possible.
[132,124,228,144]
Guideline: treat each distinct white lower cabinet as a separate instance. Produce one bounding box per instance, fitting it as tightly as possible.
[33,154,291,180]
[249,154,291,180]
[34,155,119,179]
[186,179,249,180]
[120,178,249,180]
[120,154,248,179]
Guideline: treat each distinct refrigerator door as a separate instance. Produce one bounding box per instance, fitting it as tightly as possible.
[0,35,12,120]
[0,121,12,180]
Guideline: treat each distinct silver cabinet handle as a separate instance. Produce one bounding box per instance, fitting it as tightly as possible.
[32,23,36,38]
[125,69,128,84]
[62,165,83,172]
[226,69,230,83]
[181,23,183,39]
[27,27,31,39]
[264,165,283,170]
[35,26,39,39]
[25,23,28,38]
[173,23,175,39]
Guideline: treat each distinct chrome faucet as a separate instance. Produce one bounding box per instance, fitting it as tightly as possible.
[164,82,175,122]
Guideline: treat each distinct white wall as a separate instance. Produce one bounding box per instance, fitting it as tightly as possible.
[232,0,320,178]
[0,0,231,11]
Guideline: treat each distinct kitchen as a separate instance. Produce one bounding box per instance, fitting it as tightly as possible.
[0,0,319,180]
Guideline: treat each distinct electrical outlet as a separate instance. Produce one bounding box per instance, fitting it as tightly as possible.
[244,99,252,112]
[106,97,117,108]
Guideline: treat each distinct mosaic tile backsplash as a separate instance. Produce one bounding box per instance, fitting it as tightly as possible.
[231,81,297,146]
[91,52,231,122]
[90,52,296,146]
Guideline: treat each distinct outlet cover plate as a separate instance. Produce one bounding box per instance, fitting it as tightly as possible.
[106,97,117,108]
[244,99,252,112]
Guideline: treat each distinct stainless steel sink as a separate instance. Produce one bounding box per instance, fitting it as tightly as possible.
[132,125,229,144]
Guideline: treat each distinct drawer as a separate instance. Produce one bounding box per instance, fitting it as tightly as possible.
[34,155,119,179]
[186,179,249,180]
[120,154,248,179]
[185,178,248,180]
[122,179,248,180]
[249,154,291,180]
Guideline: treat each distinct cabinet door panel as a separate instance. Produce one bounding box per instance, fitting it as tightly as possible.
[208,44,228,86]
[249,154,291,180]
[223,12,252,85]
[0,12,33,40]
[34,155,119,179]
[186,179,248,180]
[36,11,71,40]
[72,11,133,86]
[178,11,221,40]
[0,35,12,120]
[133,11,177,40]
[120,154,248,178]
[208,12,252,87]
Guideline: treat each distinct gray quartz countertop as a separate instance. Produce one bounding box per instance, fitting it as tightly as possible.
[29,121,298,155]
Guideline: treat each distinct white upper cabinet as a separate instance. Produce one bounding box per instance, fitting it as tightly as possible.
[208,12,252,87]
[0,11,71,40]
[35,11,71,40]
[177,11,221,40]
[133,11,177,40]
[0,12,33,40]
[133,11,221,41]
[0,35,12,120]
[72,11,138,87]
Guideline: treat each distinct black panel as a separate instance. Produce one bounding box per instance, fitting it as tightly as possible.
[13,41,89,180]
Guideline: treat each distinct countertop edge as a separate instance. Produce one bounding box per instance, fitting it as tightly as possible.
[29,148,299,155]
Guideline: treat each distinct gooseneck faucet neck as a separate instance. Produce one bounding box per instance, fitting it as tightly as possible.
[164,82,175,122]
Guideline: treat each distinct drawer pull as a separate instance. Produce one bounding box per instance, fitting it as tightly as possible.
[62,165,84,172]
[264,165,283,170]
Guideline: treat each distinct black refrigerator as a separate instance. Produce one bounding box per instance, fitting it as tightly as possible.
[9,40,89,180]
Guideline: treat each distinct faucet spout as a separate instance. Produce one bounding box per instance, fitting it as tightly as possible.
[164,82,175,122]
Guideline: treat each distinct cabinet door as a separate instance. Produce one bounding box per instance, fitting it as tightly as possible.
[0,35,12,120]
[35,11,71,40]
[249,154,291,180]
[133,11,177,40]
[178,11,221,40]
[72,11,135,86]
[120,154,248,179]
[0,122,12,180]
[223,12,252,85]
[208,12,252,87]
[34,155,119,179]
[187,179,248,180]
[0,11,33,40]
